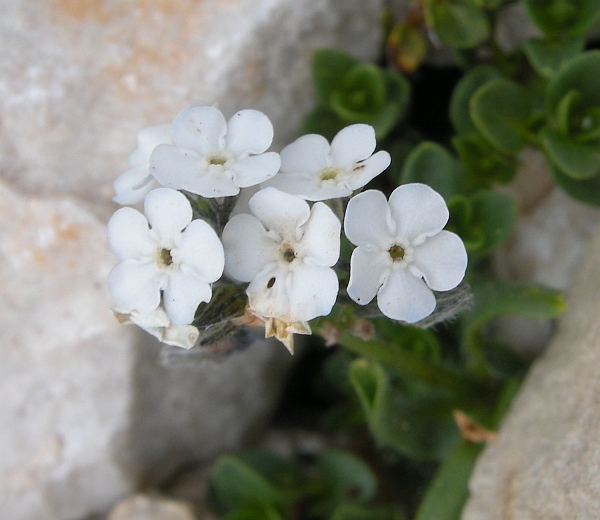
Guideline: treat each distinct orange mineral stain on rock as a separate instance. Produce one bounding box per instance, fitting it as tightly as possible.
[53,0,111,23]
[53,0,206,23]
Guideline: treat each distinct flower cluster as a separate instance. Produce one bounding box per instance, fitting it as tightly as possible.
[107,101,467,351]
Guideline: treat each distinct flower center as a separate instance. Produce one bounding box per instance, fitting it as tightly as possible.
[283,247,296,263]
[318,167,341,184]
[159,247,174,267]
[388,245,405,262]
[204,152,233,171]
[208,154,228,166]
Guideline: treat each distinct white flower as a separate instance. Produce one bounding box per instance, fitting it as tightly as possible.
[113,123,171,205]
[344,183,468,323]
[107,188,225,325]
[113,307,199,349]
[222,187,341,348]
[263,124,391,201]
[149,103,281,198]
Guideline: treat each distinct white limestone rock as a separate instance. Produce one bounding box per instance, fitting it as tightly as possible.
[0,1,385,519]
[492,149,600,353]
[0,178,294,520]
[107,494,195,520]
[0,0,384,206]
[463,222,600,520]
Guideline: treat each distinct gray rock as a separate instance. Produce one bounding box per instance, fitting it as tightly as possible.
[493,149,600,354]
[0,178,293,520]
[0,1,385,519]
[107,494,195,520]
[0,0,383,210]
[463,224,600,520]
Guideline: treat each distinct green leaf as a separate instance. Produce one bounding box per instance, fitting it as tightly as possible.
[369,71,411,138]
[523,37,585,78]
[450,65,503,135]
[373,319,442,364]
[312,49,360,106]
[237,450,303,494]
[400,142,460,199]
[330,503,407,520]
[301,106,346,141]
[541,126,600,179]
[349,359,460,460]
[550,163,600,206]
[546,52,600,136]
[414,441,483,520]
[470,79,532,154]
[224,504,284,520]
[524,0,600,37]
[555,89,582,136]
[462,280,565,374]
[452,133,517,189]
[211,455,285,513]
[467,191,516,256]
[340,331,483,398]
[448,190,517,258]
[330,64,387,120]
[425,0,491,49]
[315,449,378,513]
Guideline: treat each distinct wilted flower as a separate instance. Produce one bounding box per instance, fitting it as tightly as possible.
[150,104,281,198]
[264,124,390,201]
[222,187,341,351]
[344,183,467,323]
[107,188,225,325]
[113,307,199,349]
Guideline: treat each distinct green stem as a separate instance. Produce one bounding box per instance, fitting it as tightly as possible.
[339,332,487,401]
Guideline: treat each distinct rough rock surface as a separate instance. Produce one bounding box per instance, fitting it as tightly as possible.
[463,224,600,520]
[0,178,293,520]
[0,0,383,210]
[0,1,385,519]
[492,149,600,354]
[107,494,195,520]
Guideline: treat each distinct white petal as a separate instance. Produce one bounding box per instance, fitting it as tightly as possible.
[171,105,227,154]
[247,264,291,318]
[176,219,225,282]
[344,190,395,248]
[225,109,274,156]
[150,144,203,191]
[280,134,330,174]
[223,214,278,282]
[296,202,340,267]
[377,268,436,323]
[128,123,172,168]
[347,247,390,305]
[181,169,240,198]
[144,188,192,242]
[344,150,391,191]
[288,264,339,322]
[107,207,155,260]
[113,167,159,205]
[262,172,326,200]
[231,152,281,188]
[330,124,377,169]
[163,269,212,325]
[410,231,467,291]
[389,183,449,243]
[249,188,310,241]
[108,260,162,314]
